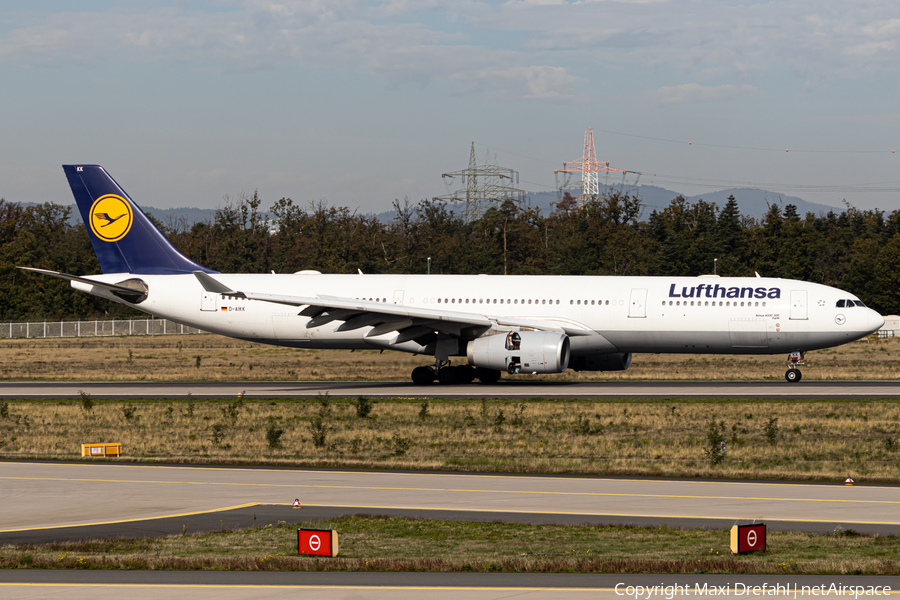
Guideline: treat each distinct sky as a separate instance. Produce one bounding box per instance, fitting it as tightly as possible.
[1,1,899,214]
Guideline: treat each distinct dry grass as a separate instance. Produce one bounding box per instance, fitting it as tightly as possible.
[1,516,897,574]
[2,397,900,480]
[0,333,898,381]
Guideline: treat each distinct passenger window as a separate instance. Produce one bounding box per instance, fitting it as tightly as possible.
[570,300,573,305]
[577,300,581,305]
[605,300,609,305]
[676,301,680,306]
[690,301,694,306]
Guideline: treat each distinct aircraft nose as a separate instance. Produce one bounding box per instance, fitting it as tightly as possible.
[869,310,885,334]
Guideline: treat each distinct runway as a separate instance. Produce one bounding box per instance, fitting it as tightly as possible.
[2,380,900,399]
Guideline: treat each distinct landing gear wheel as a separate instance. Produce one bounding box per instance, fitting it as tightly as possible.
[438,366,458,385]
[475,367,501,383]
[785,368,802,383]
[411,366,435,385]
[457,366,476,384]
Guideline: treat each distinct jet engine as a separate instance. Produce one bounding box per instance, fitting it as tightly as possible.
[569,352,632,372]
[467,331,570,375]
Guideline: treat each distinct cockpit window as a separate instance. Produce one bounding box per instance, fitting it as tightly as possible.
[836,300,845,307]
[854,300,866,307]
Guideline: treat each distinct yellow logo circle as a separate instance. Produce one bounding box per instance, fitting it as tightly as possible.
[89,194,133,242]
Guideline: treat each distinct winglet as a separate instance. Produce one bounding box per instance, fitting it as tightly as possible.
[193,271,235,294]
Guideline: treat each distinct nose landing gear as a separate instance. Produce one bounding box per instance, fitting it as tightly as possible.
[785,351,805,383]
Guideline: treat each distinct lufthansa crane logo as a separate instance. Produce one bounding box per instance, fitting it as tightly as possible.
[89,194,133,242]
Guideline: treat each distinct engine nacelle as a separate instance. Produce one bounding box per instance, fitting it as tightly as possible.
[569,352,632,372]
[467,331,570,375]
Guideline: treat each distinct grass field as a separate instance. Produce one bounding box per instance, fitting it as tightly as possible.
[1,516,896,574]
[0,333,898,381]
[2,396,899,481]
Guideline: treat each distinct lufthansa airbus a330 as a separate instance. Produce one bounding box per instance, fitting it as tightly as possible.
[21,165,885,384]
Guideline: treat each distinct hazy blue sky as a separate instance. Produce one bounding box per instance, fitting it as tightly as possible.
[1,1,898,213]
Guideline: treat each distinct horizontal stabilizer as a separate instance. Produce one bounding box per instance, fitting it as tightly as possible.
[18,267,148,302]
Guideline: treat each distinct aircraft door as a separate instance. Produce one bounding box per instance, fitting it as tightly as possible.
[628,288,647,318]
[393,290,404,305]
[201,291,218,312]
[790,290,808,320]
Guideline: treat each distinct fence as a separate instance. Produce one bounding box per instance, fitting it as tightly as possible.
[0,318,207,339]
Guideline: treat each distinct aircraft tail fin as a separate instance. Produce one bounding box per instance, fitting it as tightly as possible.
[63,165,215,274]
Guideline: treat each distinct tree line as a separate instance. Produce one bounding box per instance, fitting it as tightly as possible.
[2,190,899,322]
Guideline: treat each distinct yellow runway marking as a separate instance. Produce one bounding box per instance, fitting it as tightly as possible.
[2,476,898,506]
[0,503,259,533]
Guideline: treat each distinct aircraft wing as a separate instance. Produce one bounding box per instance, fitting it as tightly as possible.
[194,272,594,341]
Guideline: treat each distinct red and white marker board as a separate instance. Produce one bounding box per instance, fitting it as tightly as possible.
[298,529,339,557]
[730,523,766,554]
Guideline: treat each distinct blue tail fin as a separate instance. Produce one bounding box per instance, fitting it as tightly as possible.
[63,165,216,274]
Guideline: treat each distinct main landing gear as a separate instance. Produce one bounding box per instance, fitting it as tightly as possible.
[410,360,501,385]
[785,351,805,383]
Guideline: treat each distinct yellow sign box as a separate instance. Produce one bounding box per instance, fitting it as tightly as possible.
[81,443,122,457]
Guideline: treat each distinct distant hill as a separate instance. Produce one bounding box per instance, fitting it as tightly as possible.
[525,186,842,221]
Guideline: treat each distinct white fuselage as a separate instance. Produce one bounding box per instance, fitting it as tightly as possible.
[73,273,884,357]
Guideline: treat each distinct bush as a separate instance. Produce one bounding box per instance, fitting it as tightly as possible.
[0,401,8,420]
[78,390,93,412]
[317,394,332,418]
[309,416,328,448]
[355,396,375,418]
[221,400,242,424]
[122,404,138,422]
[266,422,285,449]
[418,401,429,420]
[493,409,506,433]
[764,417,779,446]
[211,423,227,445]
[391,435,412,456]
[704,419,726,466]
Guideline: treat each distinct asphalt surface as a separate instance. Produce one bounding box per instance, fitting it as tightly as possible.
[2,380,900,398]
[0,572,897,600]
[4,462,900,597]
[3,462,899,536]
[3,380,900,597]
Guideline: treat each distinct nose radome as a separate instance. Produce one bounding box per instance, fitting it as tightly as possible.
[869,310,885,333]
